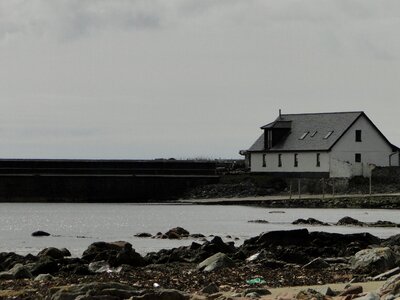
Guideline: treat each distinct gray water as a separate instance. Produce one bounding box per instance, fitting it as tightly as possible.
[1,203,399,257]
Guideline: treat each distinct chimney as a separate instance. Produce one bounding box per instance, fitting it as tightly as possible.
[279,109,282,119]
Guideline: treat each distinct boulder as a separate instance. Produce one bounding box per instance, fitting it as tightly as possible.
[201,236,236,254]
[34,273,54,281]
[30,257,59,276]
[253,229,310,247]
[351,247,398,275]
[38,247,65,260]
[49,282,143,300]
[296,289,326,300]
[9,263,33,279]
[339,285,363,296]
[135,232,152,238]
[337,217,365,226]
[60,248,71,257]
[165,227,190,239]
[82,241,145,267]
[201,283,219,294]
[379,273,400,298]
[0,263,32,280]
[197,252,234,272]
[292,218,329,226]
[31,230,50,237]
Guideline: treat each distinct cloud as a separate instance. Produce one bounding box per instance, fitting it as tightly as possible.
[0,0,164,41]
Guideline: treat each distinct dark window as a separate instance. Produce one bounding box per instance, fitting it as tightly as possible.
[262,154,266,167]
[356,130,362,142]
[294,153,298,167]
[278,154,282,167]
[355,153,361,163]
[316,153,320,167]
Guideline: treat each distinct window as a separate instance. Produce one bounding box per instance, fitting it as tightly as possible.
[316,153,320,167]
[294,153,298,167]
[355,153,361,163]
[278,154,282,167]
[324,131,334,139]
[310,131,317,137]
[356,130,362,142]
[299,132,309,140]
[262,154,266,167]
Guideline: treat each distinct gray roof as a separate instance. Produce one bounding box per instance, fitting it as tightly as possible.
[248,111,364,152]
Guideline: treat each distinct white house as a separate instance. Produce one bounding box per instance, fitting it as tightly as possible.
[243,111,399,178]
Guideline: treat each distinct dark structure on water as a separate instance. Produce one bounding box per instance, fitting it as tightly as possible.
[0,159,219,202]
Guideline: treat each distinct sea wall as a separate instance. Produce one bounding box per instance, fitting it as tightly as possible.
[0,159,219,202]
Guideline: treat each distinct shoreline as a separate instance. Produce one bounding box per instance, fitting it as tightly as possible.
[179,193,400,208]
[1,228,400,299]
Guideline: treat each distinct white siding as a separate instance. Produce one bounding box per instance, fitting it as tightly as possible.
[330,115,396,177]
[250,152,329,173]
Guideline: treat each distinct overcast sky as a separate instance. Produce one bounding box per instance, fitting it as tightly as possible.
[1,0,400,159]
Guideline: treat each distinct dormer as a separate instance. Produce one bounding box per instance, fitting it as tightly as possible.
[261,120,292,149]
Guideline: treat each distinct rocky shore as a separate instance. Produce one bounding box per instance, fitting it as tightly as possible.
[2,228,400,299]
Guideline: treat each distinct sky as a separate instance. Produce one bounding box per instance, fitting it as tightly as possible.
[1,0,400,160]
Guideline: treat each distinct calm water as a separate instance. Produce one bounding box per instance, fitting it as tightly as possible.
[1,203,399,257]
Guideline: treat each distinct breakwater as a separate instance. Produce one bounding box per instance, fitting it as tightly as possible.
[0,159,219,202]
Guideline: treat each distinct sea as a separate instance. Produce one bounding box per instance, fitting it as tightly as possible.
[1,203,399,257]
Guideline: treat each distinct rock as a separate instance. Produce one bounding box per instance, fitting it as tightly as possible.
[9,263,33,279]
[353,292,380,300]
[34,273,54,281]
[201,283,219,294]
[30,257,59,276]
[382,234,400,247]
[246,250,269,262]
[351,247,397,275]
[337,217,365,226]
[0,271,14,280]
[244,288,271,296]
[82,241,145,267]
[245,292,261,298]
[88,260,111,273]
[135,232,152,238]
[292,218,330,226]
[38,247,65,260]
[165,227,190,239]
[0,263,32,280]
[255,229,310,246]
[372,267,400,281]
[49,282,144,300]
[339,285,363,296]
[296,289,325,300]
[378,273,400,297]
[131,289,190,300]
[370,220,398,227]
[197,252,234,272]
[303,257,330,269]
[189,233,205,238]
[60,248,71,257]
[313,286,336,297]
[32,230,50,237]
[248,220,269,224]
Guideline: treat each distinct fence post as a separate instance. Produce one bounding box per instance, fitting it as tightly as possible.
[289,180,292,200]
[332,179,335,198]
[298,178,301,199]
[322,178,325,200]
